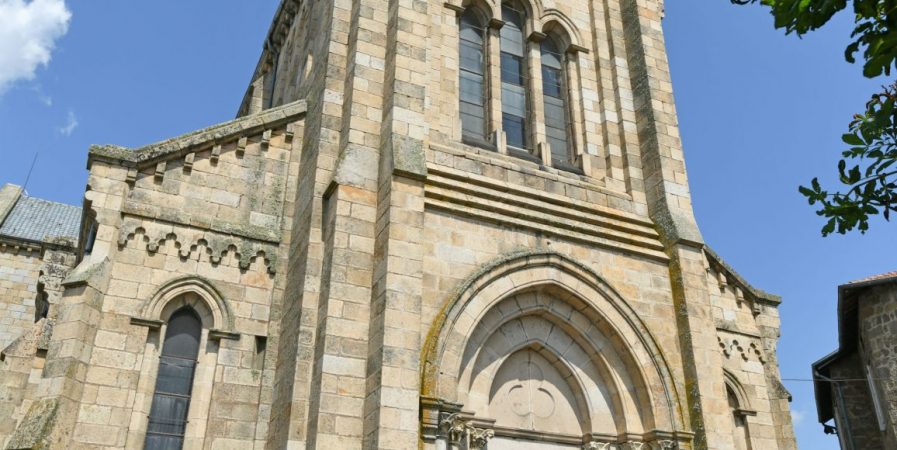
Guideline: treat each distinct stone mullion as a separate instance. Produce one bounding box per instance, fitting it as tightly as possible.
[527,33,548,163]
[566,50,592,175]
[445,7,464,142]
[486,21,505,152]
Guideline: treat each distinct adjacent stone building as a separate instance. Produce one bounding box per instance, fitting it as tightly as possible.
[0,0,797,449]
[0,183,81,443]
[812,273,897,450]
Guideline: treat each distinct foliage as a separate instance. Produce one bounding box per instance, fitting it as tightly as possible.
[731,0,897,77]
[800,84,897,235]
[733,0,897,234]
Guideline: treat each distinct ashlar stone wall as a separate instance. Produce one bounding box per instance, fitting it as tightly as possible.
[859,285,897,449]
[0,246,42,348]
[0,101,306,450]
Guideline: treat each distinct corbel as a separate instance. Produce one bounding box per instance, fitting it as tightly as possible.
[211,144,222,163]
[126,168,138,186]
[443,2,464,15]
[183,152,195,173]
[566,43,589,54]
[528,31,547,43]
[734,286,745,305]
[285,123,295,143]
[261,129,272,150]
[209,329,240,341]
[154,161,166,182]
[236,137,248,157]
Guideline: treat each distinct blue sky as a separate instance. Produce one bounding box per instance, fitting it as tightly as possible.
[0,1,892,448]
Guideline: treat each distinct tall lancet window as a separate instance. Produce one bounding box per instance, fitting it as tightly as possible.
[145,308,202,450]
[500,3,529,150]
[541,37,570,164]
[459,9,488,144]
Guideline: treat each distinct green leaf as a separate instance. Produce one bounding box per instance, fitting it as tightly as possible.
[842,133,865,145]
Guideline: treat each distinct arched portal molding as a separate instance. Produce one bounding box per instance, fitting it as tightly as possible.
[133,276,237,338]
[460,299,638,434]
[723,369,756,416]
[539,12,584,49]
[460,0,498,21]
[421,250,686,434]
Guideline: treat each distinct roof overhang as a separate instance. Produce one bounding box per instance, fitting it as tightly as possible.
[811,272,897,424]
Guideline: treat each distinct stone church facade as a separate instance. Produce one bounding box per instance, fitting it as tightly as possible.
[0,0,797,449]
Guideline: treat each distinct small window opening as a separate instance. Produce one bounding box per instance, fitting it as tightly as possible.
[34,282,48,322]
[541,37,571,166]
[84,223,98,255]
[145,307,202,450]
[254,336,267,371]
[459,8,489,146]
[500,3,530,151]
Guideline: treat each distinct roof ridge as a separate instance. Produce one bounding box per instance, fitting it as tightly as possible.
[846,271,897,285]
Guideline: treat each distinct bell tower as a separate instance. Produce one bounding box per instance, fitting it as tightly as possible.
[234,0,798,449]
[0,0,801,447]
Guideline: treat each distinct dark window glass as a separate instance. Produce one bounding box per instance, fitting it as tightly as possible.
[503,114,527,149]
[500,53,525,85]
[145,308,202,450]
[460,10,487,141]
[541,38,570,164]
[500,3,528,150]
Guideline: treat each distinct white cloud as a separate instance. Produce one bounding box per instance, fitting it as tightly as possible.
[0,0,71,94]
[791,409,805,426]
[58,109,77,135]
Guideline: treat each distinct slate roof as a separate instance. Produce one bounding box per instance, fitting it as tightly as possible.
[0,195,81,244]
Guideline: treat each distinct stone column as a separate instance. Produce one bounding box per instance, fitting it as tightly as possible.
[360,0,431,448]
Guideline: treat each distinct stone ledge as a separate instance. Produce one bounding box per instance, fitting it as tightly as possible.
[208,329,240,341]
[425,197,669,262]
[129,317,163,329]
[429,141,634,201]
[88,100,306,169]
[427,164,644,225]
[426,185,663,250]
[427,171,659,239]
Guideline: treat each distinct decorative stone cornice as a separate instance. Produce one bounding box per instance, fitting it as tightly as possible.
[718,335,766,364]
[88,100,306,169]
[118,221,278,274]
